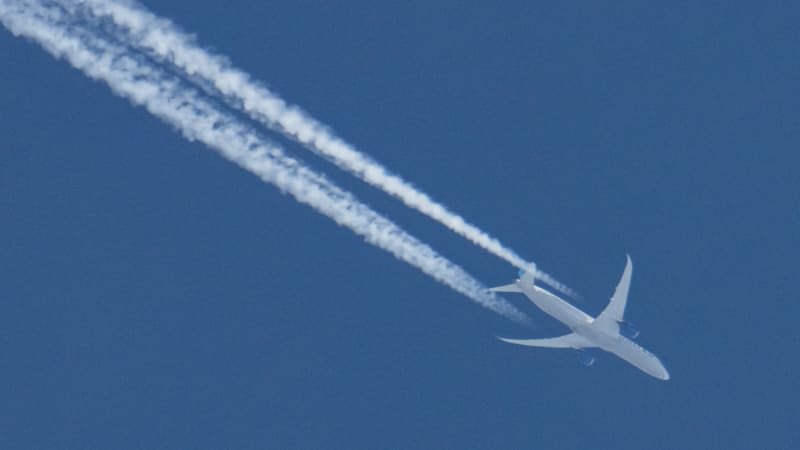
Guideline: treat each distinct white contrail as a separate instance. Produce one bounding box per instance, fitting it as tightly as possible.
[68,0,577,298]
[0,0,530,323]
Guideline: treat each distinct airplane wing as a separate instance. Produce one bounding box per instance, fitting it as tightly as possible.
[497,332,588,349]
[596,254,633,325]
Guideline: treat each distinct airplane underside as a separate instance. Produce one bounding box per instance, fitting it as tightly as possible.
[492,255,670,380]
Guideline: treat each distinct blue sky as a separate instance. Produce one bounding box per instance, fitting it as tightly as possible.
[1,1,798,448]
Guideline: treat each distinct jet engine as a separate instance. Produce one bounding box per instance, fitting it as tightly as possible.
[575,350,595,367]
[619,321,640,340]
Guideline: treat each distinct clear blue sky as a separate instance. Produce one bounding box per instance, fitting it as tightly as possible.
[1,1,797,448]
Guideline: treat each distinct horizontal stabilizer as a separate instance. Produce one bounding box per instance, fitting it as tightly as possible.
[489,283,523,293]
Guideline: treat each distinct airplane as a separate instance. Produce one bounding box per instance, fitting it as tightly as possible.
[491,255,670,380]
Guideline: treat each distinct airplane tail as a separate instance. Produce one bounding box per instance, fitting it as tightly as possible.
[489,283,523,293]
[517,267,536,287]
[490,265,536,293]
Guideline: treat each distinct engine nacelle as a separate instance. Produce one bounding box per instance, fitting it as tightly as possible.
[619,321,640,340]
[575,350,596,367]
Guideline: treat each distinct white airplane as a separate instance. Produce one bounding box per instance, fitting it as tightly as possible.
[491,255,670,380]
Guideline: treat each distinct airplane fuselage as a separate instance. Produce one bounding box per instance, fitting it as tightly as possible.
[516,280,670,380]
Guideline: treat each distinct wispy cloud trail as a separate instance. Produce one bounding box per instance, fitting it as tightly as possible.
[69,0,576,298]
[0,0,530,323]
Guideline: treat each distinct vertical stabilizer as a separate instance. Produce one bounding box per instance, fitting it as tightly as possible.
[517,267,536,288]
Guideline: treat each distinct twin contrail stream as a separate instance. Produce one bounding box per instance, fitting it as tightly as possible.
[66,0,577,298]
[0,0,530,323]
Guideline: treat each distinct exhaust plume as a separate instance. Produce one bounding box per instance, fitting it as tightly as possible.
[0,0,530,323]
[68,0,577,298]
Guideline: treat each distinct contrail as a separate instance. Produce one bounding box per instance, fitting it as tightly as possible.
[67,0,577,298]
[0,0,530,323]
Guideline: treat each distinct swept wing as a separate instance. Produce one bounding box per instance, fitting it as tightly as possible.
[497,333,588,349]
[595,254,633,326]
